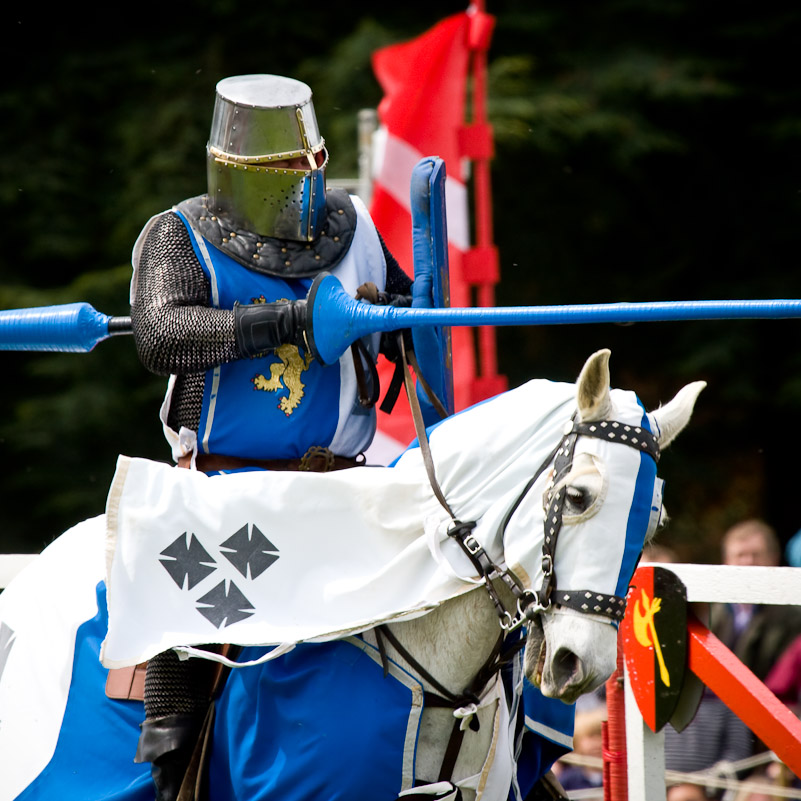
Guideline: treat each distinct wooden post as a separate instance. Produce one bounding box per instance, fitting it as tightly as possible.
[603,638,628,801]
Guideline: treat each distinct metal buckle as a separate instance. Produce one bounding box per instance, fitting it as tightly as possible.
[298,446,335,472]
[500,608,524,632]
[463,534,482,556]
[498,590,537,632]
[541,553,553,577]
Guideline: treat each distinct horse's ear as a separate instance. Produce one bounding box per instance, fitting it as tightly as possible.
[647,381,707,449]
[576,349,613,422]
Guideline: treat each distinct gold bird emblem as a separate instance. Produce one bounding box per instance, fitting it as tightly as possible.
[633,588,671,687]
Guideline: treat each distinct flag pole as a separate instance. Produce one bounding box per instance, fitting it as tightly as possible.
[464,2,507,402]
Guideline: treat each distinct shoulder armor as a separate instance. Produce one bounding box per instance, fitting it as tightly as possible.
[176,189,357,278]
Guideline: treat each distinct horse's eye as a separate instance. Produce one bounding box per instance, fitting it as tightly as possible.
[566,486,591,512]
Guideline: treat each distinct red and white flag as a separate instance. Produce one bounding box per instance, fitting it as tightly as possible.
[368,12,477,461]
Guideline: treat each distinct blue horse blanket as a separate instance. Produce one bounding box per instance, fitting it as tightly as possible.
[0,517,573,800]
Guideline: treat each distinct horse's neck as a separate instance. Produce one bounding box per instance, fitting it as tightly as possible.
[380,587,501,695]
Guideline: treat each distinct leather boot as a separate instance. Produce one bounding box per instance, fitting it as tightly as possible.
[135,712,203,801]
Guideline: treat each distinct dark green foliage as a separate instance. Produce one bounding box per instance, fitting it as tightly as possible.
[2,2,800,562]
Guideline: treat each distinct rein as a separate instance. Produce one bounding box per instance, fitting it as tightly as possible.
[397,336,535,631]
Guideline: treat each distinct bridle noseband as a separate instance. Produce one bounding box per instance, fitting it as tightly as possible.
[447,415,661,630]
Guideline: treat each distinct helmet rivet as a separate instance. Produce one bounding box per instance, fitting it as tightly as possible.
[285,260,291,266]
[337,209,344,214]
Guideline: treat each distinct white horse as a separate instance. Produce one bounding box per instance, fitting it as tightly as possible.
[363,348,704,799]
[0,349,703,801]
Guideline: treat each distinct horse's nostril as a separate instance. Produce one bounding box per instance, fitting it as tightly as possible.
[552,647,582,688]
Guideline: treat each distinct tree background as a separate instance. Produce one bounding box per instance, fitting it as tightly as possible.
[2,1,800,563]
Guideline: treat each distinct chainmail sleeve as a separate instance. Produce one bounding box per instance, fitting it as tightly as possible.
[379,232,412,296]
[131,211,241,376]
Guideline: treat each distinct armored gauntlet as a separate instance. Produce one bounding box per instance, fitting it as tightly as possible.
[234,299,308,358]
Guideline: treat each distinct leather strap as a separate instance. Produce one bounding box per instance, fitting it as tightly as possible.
[398,335,454,519]
[376,625,518,785]
[176,703,216,801]
[105,661,147,701]
[350,339,380,408]
[177,447,364,473]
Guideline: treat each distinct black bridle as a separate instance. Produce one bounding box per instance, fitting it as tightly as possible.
[396,334,661,630]
[447,415,661,629]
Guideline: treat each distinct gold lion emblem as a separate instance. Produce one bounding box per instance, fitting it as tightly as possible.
[252,344,313,416]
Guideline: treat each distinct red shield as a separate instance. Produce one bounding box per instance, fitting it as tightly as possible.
[621,565,688,732]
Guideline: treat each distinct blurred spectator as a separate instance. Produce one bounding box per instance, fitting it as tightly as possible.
[667,783,709,801]
[731,765,792,801]
[765,632,801,713]
[664,520,801,792]
[708,519,801,682]
[642,542,679,563]
[664,687,754,773]
[785,527,801,568]
[555,707,605,793]
[765,638,801,791]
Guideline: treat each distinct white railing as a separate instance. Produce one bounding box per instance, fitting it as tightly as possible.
[625,562,801,801]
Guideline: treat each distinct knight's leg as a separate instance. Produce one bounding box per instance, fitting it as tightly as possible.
[135,649,216,801]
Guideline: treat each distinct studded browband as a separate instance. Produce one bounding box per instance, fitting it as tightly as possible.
[534,418,660,621]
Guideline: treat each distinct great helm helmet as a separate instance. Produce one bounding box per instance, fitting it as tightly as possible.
[206,74,328,242]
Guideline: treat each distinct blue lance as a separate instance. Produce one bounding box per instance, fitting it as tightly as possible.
[2,274,801,360]
[301,272,801,365]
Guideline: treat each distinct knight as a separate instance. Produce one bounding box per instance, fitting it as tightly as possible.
[128,74,432,800]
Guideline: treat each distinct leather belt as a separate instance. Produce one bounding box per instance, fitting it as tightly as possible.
[177,445,364,474]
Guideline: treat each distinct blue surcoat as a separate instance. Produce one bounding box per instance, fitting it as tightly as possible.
[160,195,386,462]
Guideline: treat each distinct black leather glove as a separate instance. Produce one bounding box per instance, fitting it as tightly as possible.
[234,299,308,358]
[352,284,412,363]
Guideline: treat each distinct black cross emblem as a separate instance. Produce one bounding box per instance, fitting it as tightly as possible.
[220,524,280,580]
[159,533,217,590]
[196,580,255,628]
